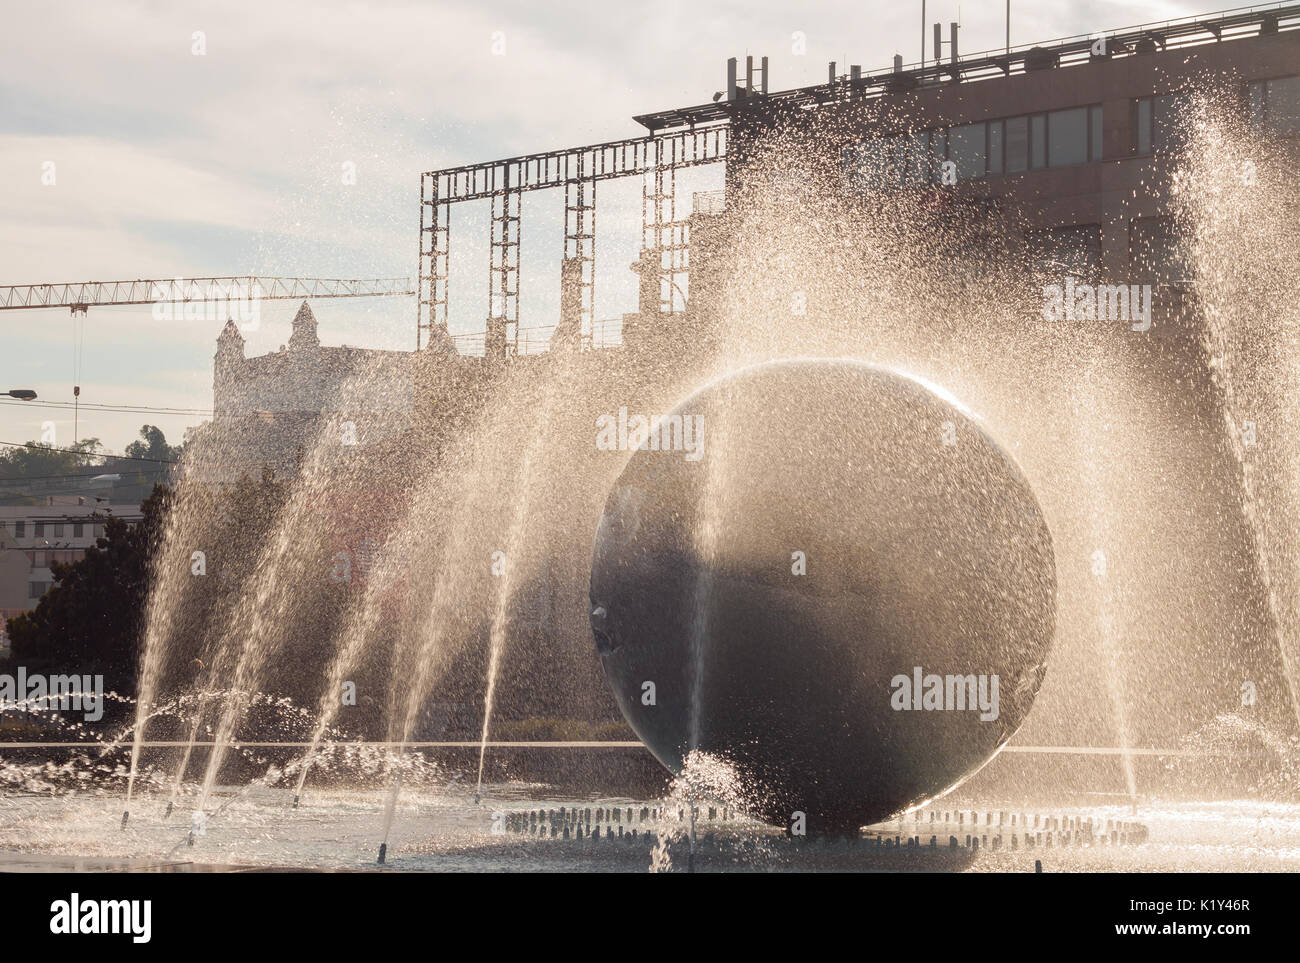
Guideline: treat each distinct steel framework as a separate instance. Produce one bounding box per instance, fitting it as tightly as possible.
[417,126,727,353]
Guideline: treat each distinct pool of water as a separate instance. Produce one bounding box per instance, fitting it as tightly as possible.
[3,785,1297,872]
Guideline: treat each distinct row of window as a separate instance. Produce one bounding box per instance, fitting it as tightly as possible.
[27,550,84,567]
[847,104,1106,189]
[0,520,103,539]
[1027,218,1190,282]
[1133,76,1300,154]
[1248,75,1300,136]
[1133,94,1188,156]
[848,74,1300,191]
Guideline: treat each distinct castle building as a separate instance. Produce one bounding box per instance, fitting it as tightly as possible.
[205,301,416,478]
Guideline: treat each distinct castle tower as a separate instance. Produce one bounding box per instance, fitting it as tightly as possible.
[214,319,246,418]
[288,301,320,353]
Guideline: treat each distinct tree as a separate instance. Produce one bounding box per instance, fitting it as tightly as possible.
[0,438,103,478]
[124,425,183,464]
[0,438,104,505]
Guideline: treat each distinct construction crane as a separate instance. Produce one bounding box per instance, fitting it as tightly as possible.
[0,276,414,313]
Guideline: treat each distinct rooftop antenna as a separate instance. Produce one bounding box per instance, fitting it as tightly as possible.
[922,1,926,65]
[934,21,960,67]
[1006,0,1011,55]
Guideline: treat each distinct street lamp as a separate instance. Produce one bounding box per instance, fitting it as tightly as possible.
[5,389,37,400]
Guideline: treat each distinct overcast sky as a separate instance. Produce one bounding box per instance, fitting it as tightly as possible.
[0,0,1204,453]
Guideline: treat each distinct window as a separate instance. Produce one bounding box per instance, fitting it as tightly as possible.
[30,550,44,567]
[901,131,931,184]
[845,140,891,192]
[1134,94,1191,155]
[73,523,84,538]
[847,105,1103,192]
[1248,76,1300,135]
[34,522,44,537]
[14,521,24,538]
[927,129,947,175]
[1028,225,1102,280]
[93,523,105,537]
[1049,107,1089,167]
[1131,217,1191,283]
[1006,117,1029,172]
[53,524,64,538]
[948,123,986,180]
[29,582,47,599]
[1136,98,1152,154]
[846,129,938,191]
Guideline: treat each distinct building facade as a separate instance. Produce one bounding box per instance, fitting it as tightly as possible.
[0,499,140,622]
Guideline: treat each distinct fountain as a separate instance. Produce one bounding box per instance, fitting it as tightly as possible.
[4,69,1300,874]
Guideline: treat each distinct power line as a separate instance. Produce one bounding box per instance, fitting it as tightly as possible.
[0,440,177,464]
[0,399,212,416]
[0,468,170,484]
[0,512,142,523]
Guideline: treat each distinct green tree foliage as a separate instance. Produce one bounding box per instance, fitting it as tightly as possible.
[0,425,182,506]
[0,438,104,505]
[123,425,184,464]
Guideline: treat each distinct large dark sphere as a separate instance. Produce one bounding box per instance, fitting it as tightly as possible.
[589,359,1056,832]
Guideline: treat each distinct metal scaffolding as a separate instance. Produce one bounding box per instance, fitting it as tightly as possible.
[417,126,727,354]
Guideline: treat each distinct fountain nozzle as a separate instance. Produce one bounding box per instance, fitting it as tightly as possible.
[121,811,129,830]
[377,842,387,865]
[187,832,196,847]
[292,795,300,809]
[164,801,173,818]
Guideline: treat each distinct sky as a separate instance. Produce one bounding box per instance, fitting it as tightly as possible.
[0,0,1205,453]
